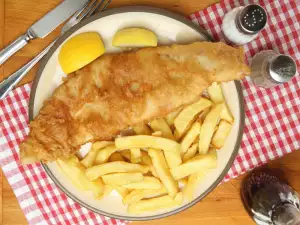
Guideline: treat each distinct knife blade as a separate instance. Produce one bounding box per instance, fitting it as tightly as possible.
[0,0,89,65]
[29,0,89,38]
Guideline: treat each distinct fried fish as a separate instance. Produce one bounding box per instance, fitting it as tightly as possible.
[19,42,250,163]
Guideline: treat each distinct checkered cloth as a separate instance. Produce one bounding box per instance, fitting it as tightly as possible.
[1,0,299,224]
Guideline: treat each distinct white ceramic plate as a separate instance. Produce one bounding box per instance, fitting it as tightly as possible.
[29,6,244,221]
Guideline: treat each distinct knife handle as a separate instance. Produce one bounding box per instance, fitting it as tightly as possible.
[0,33,32,65]
[0,40,55,100]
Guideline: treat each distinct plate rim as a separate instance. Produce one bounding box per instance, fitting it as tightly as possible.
[29,6,245,221]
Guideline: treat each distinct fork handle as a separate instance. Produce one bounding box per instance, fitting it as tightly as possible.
[0,33,33,65]
[0,40,56,100]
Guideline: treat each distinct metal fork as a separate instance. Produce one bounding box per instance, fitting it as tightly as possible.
[0,0,111,100]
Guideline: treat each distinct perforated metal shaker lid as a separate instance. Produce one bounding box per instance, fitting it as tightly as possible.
[236,4,267,34]
[268,55,297,83]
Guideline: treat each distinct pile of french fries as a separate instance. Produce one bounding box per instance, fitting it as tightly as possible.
[57,82,234,214]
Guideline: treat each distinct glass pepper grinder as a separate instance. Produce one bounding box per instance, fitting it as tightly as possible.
[241,168,300,225]
[222,4,267,45]
[250,50,297,88]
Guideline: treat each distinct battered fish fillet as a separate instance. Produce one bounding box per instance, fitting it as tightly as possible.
[19,42,250,163]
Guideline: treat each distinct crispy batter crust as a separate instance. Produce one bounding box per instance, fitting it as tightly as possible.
[19,42,250,162]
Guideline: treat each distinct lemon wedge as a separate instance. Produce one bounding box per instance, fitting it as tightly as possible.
[112,28,158,47]
[58,32,105,74]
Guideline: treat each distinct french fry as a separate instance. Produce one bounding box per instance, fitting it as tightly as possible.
[120,150,131,161]
[180,121,201,155]
[133,123,152,135]
[81,148,100,168]
[92,141,114,150]
[174,98,212,138]
[164,151,182,169]
[207,82,234,123]
[183,143,198,162]
[89,179,106,199]
[81,141,114,168]
[109,152,125,162]
[56,82,237,213]
[148,149,178,197]
[174,132,180,142]
[149,118,174,140]
[98,185,114,200]
[142,186,167,198]
[123,188,168,205]
[127,192,183,214]
[57,156,91,191]
[116,135,181,153]
[130,148,141,163]
[170,149,217,180]
[85,162,149,180]
[56,82,236,213]
[112,185,129,198]
[102,173,143,186]
[115,135,182,168]
[207,82,224,104]
[140,152,158,177]
[193,136,199,144]
[178,177,188,187]
[220,104,234,123]
[198,108,210,122]
[198,104,223,154]
[123,190,145,205]
[122,176,162,189]
[165,108,182,126]
[173,128,190,142]
[57,156,105,199]
[152,131,163,137]
[212,120,233,149]
[95,145,118,165]
[183,171,207,202]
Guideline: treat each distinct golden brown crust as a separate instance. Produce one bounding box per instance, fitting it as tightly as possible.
[19,42,250,162]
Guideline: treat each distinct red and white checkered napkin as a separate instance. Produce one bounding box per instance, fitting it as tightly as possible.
[0,86,128,224]
[0,0,299,224]
[188,0,300,180]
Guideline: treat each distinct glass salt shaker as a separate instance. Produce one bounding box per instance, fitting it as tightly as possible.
[250,50,297,88]
[222,4,267,45]
[241,168,300,225]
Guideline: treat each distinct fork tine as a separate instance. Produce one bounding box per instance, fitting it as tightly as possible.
[71,0,91,19]
[62,0,111,34]
[87,0,106,17]
[61,0,94,34]
[101,0,111,11]
[88,0,111,17]
[77,0,98,20]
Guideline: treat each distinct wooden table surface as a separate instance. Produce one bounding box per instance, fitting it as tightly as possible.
[1,1,299,225]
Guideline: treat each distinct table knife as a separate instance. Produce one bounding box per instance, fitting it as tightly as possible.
[0,0,89,65]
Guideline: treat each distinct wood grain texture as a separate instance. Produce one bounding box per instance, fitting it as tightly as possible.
[0,0,3,222]
[134,151,300,225]
[3,151,300,225]
[1,0,219,86]
[1,1,299,225]
[2,177,28,225]
[0,0,3,81]
[0,171,2,225]
[2,0,62,86]
[0,2,220,224]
